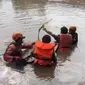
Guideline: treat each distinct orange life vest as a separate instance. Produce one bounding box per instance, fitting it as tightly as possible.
[34,40,55,65]
[59,34,72,48]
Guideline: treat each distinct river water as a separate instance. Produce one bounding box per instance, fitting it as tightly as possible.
[0,0,85,85]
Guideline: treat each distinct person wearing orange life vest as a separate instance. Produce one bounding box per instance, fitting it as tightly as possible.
[42,25,72,50]
[4,32,33,65]
[69,26,78,44]
[31,35,57,66]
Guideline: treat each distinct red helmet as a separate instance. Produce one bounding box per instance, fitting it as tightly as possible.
[12,32,25,40]
[69,26,76,31]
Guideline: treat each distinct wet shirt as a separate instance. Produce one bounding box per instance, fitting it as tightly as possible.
[5,42,32,56]
[69,32,78,44]
[5,42,22,56]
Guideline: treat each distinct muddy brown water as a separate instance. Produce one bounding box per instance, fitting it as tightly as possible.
[0,0,85,85]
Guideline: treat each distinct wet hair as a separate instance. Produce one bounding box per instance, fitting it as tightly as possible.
[42,35,51,43]
[61,26,68,34]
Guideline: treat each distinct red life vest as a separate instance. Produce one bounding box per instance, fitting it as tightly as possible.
[59,34,72,48]
[34,40,55,65]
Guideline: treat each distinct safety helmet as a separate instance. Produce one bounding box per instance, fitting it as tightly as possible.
[12,32,25,40]
[69,26,76,31]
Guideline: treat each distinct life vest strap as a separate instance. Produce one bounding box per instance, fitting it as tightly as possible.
[35,56,52,61]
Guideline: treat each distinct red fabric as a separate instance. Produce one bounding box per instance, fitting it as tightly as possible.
[58,48,71,53]
[59,34,72,48]
[34,58,52,66]
[23,43,32,49]
[4,53,21,63]
[4,54,13,63]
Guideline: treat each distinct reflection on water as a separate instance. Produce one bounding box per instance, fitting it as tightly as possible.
[57,48,72,63]
[33,64,56,79]
[57,45,77,63]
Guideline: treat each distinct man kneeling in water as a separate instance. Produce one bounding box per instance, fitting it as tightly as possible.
[3,32,33,66]
[31,35,57,66]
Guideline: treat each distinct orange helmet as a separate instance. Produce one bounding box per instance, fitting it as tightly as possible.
[69,26,76,31]
[12,32,25,40]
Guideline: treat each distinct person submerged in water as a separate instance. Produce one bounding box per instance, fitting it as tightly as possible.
[4,32,33,66]
[69,26,78,44]
[31,34,57,66]
[42,25,72,49]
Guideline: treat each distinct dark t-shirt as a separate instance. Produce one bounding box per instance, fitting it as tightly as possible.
[69,32,78,44]
[51,34,60,43]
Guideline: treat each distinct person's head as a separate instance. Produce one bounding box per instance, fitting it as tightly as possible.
[61,26,68,34]
[42,35,51,43]
[12,32,25,44]
[69,26,76,33]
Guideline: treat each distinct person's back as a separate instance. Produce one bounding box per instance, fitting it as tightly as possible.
[59,34,72,48]
[59,26,72,48]
[33,35,57,66]
[56,26,72,55]
[69,26,78,44]
[34,41,55,59]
